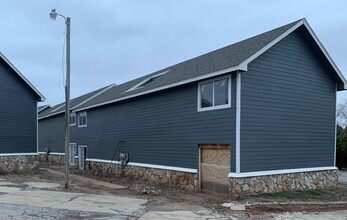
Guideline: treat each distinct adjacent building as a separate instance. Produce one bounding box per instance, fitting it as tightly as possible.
[0,52,45,173]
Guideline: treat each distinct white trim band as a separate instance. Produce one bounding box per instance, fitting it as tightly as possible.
[86,158,198,173]
[0,153,39,156]
[228,166,337,178]
[38,152,65,156]
[86,158,120,164]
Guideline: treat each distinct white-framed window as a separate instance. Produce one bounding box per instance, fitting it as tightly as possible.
[197,75,231,112]
[78,111,87,128]
[69,112,76,126]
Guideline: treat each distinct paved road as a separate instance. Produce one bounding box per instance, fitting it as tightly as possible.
[0,177,346,219]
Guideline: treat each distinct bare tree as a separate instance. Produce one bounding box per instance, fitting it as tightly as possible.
[337,99,347,127]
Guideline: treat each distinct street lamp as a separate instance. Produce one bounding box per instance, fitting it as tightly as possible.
[49,9,71,189]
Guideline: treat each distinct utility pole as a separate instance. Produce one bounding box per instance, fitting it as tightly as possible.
[49,9,71,188]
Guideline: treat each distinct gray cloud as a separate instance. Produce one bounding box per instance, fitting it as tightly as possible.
[1,0,346,105]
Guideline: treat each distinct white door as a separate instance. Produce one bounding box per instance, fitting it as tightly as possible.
[78,146,87,170]
[69,143,76,166]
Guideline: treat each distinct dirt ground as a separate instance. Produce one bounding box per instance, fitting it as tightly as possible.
[4,163,347,219]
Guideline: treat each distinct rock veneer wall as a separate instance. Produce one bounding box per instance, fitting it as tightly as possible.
[0,155,39,174]
[230,170,338,195]
[88,161,199,190]
[38,154,65,164]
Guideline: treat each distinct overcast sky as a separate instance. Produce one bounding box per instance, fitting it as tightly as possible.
[1,0,347,106]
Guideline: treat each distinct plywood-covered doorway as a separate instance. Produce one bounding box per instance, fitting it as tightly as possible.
[199,144,230,194]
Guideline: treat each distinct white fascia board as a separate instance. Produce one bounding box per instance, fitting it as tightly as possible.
[39,85,116,120]
[38,110,65,120]
[125,70,170,93]
[239,19,347,89]
[38,105,51,113]
[302,20,347,89]
[239,19,305,72]
[0,153,39,156]
[75,65,241,112]
[72,84,116,111]
[0,52,46,101]
[86,158,198,173]
[228,166,337,178]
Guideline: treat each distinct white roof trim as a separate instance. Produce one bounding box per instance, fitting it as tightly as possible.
[239,19,347,89]
[0,52,46,101]
[73,84,116,110]
[38,105,51,113]
[75,65,242,112]
[125,70,170,92]
[38,84,115,120]
[302,19,347,89]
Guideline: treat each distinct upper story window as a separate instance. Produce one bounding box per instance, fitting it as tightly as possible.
[78,111,87,128]
[69,112,76,126]
[198,75,231,112]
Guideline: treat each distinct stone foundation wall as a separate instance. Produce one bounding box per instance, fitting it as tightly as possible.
[0,155,39,174]
[38,154,65,164]
[88,161,198,190]
[230,170,338,195]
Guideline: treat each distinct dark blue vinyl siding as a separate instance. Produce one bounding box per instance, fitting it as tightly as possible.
[38,114,65,153]
[39,75,236,170]
[240,30,336,172]
[0,59,38,153]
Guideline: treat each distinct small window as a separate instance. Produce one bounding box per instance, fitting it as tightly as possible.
[70,112,76,126]
[78,111,87,128]
[198,76,231,111]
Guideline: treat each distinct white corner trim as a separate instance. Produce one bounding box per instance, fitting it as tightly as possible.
[75,65,242,112]
[0,52,46,101]
[36,102,39,153]
[235,71,241,173]
[334,83,337,166]
[228,166,338,178]
[0,153,39,156]
[85,158,198,173]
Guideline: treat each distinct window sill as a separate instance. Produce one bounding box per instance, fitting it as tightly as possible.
[198,104,231,112]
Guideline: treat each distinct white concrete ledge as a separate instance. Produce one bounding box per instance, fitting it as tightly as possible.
[228,166,338,178]
[86,158,198,173]
[0,153,39,156]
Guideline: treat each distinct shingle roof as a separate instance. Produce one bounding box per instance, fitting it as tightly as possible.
[38,105,51,113]
[75,19,302,111]
[0,52,45,101]
[42,18,347,116]
[38,84,115,119]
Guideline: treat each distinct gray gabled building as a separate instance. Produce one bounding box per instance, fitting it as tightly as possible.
[0,52,45,173]
[38,19,346,195]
